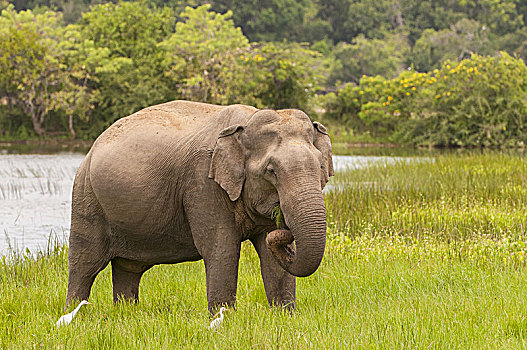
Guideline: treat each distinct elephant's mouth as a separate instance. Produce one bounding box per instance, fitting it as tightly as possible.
[266,229,296,263]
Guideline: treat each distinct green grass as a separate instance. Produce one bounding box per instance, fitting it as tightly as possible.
[2,152,527,348]
[327,152,527,240]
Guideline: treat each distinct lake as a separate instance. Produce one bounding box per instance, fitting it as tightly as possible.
[0,144,423,256]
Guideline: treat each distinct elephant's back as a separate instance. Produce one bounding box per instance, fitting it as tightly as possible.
[95,100,227,147]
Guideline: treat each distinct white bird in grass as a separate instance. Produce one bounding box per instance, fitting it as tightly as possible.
[56,300,91,327]
[208,307,229,330]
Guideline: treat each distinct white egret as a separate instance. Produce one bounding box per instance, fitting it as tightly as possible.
[208,307,229,330]
[56,300,91,327]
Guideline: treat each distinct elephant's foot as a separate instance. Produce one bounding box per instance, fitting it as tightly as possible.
[266,229,296,264]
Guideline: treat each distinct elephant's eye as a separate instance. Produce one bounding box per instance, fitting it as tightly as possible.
[267,167,276,175]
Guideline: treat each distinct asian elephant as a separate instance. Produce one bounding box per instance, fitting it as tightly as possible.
[66,100,334,312]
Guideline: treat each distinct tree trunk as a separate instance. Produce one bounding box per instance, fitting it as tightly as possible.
[68,114,76,140]
[29,103,46,136]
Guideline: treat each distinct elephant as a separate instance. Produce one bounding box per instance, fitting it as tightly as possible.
[66,100,334,312]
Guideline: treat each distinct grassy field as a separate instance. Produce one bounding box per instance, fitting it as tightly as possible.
[2,152,527,349]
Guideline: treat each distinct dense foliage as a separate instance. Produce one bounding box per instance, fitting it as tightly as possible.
[1,0,527,145]
[325,53,527,147]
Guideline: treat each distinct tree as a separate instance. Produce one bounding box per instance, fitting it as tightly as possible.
[497,27,527,61]
[161,5,321,109]
[11,0,114,23]
[161,4,249,104]
[231,42,323,110]
[211,0,308,42]
[328,31,410,85]
[316,0,404,43]
[77,1,175,130]
[144,0,206,17]
[458,0,523,36]
[411,18,494,72]
[55,24,112,138]
[0,6,64,135]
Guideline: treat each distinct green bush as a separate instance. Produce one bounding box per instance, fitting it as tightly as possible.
[325,52,527,147]
[231,42,322,111]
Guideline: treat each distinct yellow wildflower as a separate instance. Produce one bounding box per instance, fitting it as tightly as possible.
[435,94,441,99]
[359,91,364,95]
[411,87,416,91]
[388,96,393,101]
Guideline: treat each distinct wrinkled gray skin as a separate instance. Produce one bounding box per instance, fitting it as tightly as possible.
[66,100,334,313]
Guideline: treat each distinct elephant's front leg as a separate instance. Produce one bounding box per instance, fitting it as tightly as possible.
[185,200,242,313]
[202,237,241,313]
[251,232,296,310]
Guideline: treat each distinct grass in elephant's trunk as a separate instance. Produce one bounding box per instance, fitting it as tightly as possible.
[266,205,296,264]
[271,205,284,229]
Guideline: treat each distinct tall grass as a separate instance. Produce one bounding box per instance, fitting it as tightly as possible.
[326,152,527,240]
[2,152,527,348]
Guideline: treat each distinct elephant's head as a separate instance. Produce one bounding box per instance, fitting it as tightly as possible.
[208,109,334,277]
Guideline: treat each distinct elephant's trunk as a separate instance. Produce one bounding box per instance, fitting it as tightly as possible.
[267,184,326,277]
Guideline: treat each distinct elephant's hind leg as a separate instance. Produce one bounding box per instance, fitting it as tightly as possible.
[66,213,111,305]
[67,157,112,305]
[111,258,152,303]
[67,257,109,305]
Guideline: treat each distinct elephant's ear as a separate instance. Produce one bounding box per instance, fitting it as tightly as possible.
[208,125,245,201]
[313,121,334,188]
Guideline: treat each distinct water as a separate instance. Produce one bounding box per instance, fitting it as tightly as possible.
[0,153,85,256]
[331,155,419,172]
[0,147,414,256]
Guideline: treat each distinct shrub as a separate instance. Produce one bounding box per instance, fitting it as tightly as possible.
[325,52,527,147]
